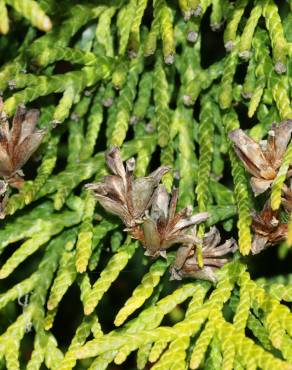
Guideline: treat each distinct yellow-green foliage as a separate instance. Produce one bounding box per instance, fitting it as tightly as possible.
[0,1,292,369]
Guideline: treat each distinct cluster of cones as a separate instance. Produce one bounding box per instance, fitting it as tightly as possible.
[87,119,292,281]
[229,119,292,254]
[86,147,237,282]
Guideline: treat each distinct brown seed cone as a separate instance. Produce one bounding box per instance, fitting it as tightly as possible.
[131,185,208,258]
[251,201,288,254]
[229,120,292,195]
[170,227,237,282]
[86,146,170,228]
[0,99,46,187]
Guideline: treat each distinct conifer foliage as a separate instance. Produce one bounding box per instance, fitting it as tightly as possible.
[0,1,292,369]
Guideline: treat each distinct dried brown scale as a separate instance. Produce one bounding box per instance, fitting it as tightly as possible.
[229,119,292,195]
[170,227,237,282]
[131,185,209,258]
[86,146,170,228]
[0,98,46,189]
[282,181,292,213]
[251,201,288,254]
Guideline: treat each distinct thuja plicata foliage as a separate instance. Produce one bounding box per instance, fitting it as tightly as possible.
[0,0,292,369]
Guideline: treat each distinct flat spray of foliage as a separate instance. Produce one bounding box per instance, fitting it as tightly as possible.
[0,0,292,369]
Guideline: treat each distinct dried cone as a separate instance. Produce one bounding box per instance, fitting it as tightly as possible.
[0,99,46,188]
[251,201,287,254]
[86,146,170,228]
[170,227,237,282]
[131,185,209,258]
[229,120,292,195]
